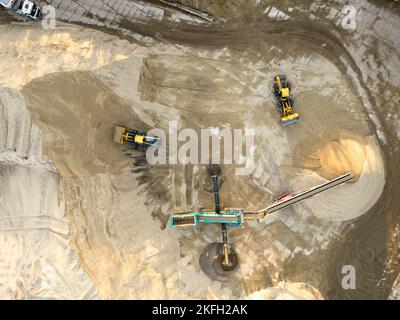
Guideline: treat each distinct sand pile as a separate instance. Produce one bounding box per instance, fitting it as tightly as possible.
[294,129,370,180]
[291,129,385,221]
[320,139,366,177]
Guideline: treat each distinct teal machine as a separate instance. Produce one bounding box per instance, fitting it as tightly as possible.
[171,176,239,270]
[170,172,353,271]
[170,209,244,228]
[170,176,245,229]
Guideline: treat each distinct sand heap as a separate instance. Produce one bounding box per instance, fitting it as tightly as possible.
[320,138,366,177]
[291,129,385,221]
[294,128,368,180]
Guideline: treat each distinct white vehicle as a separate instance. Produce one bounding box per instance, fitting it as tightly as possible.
[0,0,41,20]
[0,0,14,9]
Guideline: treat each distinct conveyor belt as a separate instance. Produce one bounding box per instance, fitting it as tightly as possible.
[197,215,240,222]
[171,172,352,227]
[260,171,352,215]
[172,215,195,226]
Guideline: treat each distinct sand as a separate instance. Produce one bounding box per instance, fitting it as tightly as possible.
[0,0,397,299]
[292,135,385,221]
[247,282,323,300]
[0,165,96,299]
[291,128,385,221]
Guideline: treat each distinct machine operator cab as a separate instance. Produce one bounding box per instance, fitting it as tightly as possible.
[273,74,291,100]
[113,126,160,149]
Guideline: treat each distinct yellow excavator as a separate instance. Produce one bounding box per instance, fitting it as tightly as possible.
[273,75,299,126]
[113,126,160,148]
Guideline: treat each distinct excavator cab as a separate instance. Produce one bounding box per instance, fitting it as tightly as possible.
[273,75,299,126]
[281,87,290,98]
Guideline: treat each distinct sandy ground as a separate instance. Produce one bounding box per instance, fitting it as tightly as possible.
[0,166,96,299]
[0,0,399,299]
[247,281,323,300]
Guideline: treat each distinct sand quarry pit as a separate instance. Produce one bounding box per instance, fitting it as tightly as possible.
[0,3,396,299]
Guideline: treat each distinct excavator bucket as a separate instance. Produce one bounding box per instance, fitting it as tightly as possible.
[113,126,126,144]
[134,135,145,145]
[281,112,299,126]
